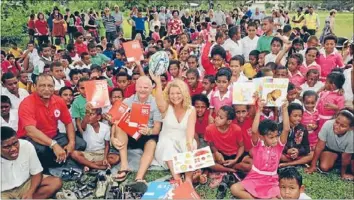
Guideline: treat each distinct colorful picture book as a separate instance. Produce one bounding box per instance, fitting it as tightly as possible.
[232,81,256,105]
[261,78,289,107]
[142,182,173,199]
[84,80,110,108]
[172,146,215,174]
[123,40,144,62]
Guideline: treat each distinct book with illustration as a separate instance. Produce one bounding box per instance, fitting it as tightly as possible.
[261,78,289,107]
[108,101,130,124]
[232,81,256,105]
[172,146,215,174]
[84,80,110,108]
[123,40,144,62]
[142,182,173,199]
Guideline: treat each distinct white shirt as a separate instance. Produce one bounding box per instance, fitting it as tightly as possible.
[58,108,75,133]
[53,77,65,91]
[202,90,212,102]
[300,81,325,96]
[299,193,312,199]
[343,68,353,102]
[241,36,259,61]
[214,11,226,25]
[265,53,286,66]
[83,122,111,152]
[1,109,19,131]
[1,139,43,192]
[223,38,243,57]
[1,88,29,109]
[74,63,91,70]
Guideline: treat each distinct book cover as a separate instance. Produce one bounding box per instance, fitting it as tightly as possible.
[123,40,144,62]
[108,101,130,124]
[142,182,172,199]
[129,103,151,128]
[261,78,289,107]
[172,146,215,174]
[232,81,256,105]
[84,80,110,108]
[170,182,200,199]
[118,112,141,140]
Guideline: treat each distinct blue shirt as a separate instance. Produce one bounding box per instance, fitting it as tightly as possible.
[132,16,147,31]
[114,59,124,69]
[103,50,114,60]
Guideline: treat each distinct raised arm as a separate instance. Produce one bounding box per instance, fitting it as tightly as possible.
[251,98,263,145]
[149,71,168,114]
[275,42,291,65]
[280,101,290,145]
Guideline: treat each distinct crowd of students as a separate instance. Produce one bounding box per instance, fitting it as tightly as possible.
[1,3,354,199]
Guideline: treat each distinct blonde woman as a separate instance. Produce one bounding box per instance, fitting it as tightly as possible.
[150,71,197,183]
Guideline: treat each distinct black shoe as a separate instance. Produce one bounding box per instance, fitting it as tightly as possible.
[216,182,228,199]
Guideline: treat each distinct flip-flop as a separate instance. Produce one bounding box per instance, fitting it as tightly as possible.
[114,170,131,182]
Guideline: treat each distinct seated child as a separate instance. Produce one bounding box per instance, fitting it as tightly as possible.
[192,94,210,148]
[186,68,203,96]
[279,167,311,199]
[205,106,244,173]
[300,47,321,77]
[71,106,120,170]
[258,50,270,68]
[243,50,260,79]
[201,74,215,100]
[113,49,125,70]
[230,99,290,199]
[168,60,181,80]
[300,69,324,96]
[280,103,312,168]
[301,91,320,150]
[230,55,248,84]
[287,54,305,88]
[305,108,354,180]
[274,65,288,78]
[209,68,232,123]
[265,37,286,66]
[72,77,89,134]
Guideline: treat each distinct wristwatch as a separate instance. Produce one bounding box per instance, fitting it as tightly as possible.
[50,140,58,149]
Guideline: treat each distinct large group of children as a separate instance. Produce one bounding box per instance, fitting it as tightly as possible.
[1,4,354,199]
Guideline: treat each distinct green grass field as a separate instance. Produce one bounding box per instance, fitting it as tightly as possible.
[62,167,354,199]
[119,11,353,40]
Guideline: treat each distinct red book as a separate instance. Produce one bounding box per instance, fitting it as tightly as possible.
[84,80,110,108]
[108,101,130,124]
[118,112,141,140]
[129,103,150,128]
[122,40,144,62]
[171,182,200,199]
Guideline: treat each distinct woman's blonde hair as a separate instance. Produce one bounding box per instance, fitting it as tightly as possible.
[163,79,191,111]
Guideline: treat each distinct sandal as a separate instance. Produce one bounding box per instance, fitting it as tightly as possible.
[114,170,131,182]
[209,173,225,189]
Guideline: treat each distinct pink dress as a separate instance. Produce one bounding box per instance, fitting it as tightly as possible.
[316,90,345,131]
[301,109,320,149]
[300,61,321,77]
[241,139,285,199]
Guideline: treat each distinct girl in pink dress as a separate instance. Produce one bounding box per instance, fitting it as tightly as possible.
[231,99,290,199]
[301,91,320,150]
[316,71,345,131]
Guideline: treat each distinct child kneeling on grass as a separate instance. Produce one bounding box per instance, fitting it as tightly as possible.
[71,105,120,171]
[305,108,354,181]
[205,106,245,177]
[231,99,290,199]
[279,167,311,199]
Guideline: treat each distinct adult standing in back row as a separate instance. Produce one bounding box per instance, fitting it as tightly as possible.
[131,8,149,40]
[304,6,320,36]
[102,7,117,43]
[112,5,124,36]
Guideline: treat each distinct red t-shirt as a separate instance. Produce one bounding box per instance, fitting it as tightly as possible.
[17,93,72,139]
[234,117,253,152]
[204,123,243,156]
[34,20,48,35]
[188,81,204,96]
[75,42,88,56]
[195,110,209,136]
[1,60,19,75]
[123,83,136,98]
[28,19,35,30]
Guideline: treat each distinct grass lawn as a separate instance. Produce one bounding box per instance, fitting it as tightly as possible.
[62,167,354,199]
[120,11,353,40]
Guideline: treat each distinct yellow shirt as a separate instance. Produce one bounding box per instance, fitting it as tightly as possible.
[243,63,257,79]
[18,81,31,93]
[304,13,319,30]
[292,13,304,28]
[8,48,23,59]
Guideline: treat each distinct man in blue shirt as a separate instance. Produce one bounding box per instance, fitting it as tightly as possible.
[131,8,149,40]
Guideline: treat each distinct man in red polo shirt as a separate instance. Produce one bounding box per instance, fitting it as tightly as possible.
[17,74,86,169]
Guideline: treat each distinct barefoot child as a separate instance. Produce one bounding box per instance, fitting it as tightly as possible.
[230,100,290,199]
[71,106,119,170]
[280,103,312,168]
[305,108,354,181]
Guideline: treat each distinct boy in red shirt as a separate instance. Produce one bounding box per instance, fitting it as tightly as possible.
[186,68,203,96]
[192,94,210,148]
[205,105,244,173]
[74,32,88,56]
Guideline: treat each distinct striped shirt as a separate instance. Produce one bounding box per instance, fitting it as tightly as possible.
[102,15,116,33]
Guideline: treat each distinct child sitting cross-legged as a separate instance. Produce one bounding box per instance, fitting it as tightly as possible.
[279,103,312,168]
[231,99,290,199]
[71,104,120,171]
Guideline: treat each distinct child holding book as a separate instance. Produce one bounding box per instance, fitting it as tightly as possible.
[279,167,311,199]
[205,106,244,174]
[279,103,312,168]
[230,99,290,199]
[301,91,320,150]
[305,108,354,180]
[316,72,345,131]
[72,77,89,134]
[71,106,119,171]
[209,68,232,124]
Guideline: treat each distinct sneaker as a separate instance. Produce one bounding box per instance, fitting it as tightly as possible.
[56,190,78,199]
[216,182,228,199]
[95,174,109,198]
